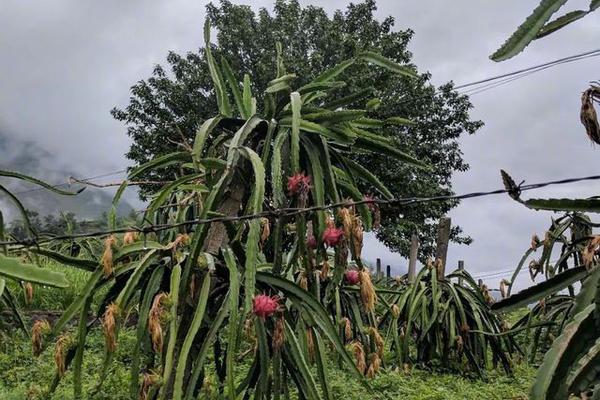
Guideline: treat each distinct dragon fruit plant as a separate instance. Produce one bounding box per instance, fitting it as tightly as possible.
[27,18,429,399]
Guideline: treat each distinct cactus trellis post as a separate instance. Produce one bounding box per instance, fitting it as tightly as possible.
[435,217,451,280]
[408,234,419,283]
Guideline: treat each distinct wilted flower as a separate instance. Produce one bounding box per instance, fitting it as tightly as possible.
[338,207,354,238]
[123,231,139,245]
[102,303,120,353]
[23,282,33,305]
[359,269,377,312]
[101,235,118,278]
[54,334,71,377]
[148,293,168,353]
[287,173,311,196]
[582,236,600,270]
[273,317,286,350]
[252,294,280,319]
[344,270,360,285]
[260,218,270,247]
[391,304,400,319]
[499,279,510,299]
[581,86,600,145]
[340,317,352,341]
[368,327,384,359]
[455,336,464,353]
[351,215,364,258]
[530,234,541,250]
[350,341,366,374]
[298,273,308,290]
[322,227,344,247]
[366,353,381,378]
[320,260,330,281]
[32,319,51,356]
[139,371,161,400]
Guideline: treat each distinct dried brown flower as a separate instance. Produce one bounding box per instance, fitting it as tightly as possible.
[23,282,33,305]
[123,231,139,245]
[581,86,600,145]
[368,327,384,359]
[273,317,285,350]
[32,319,50,356]
[54,334,71,377]
[531,234,541,250]
[102,302,120,353]
[340,317,352,341]
[350,341,366,375]
[366,353,381,378]
[148,293,168,353]
[139,371,161,400]
[260,218,270,247]
[359,269,377,312]
[101,235,118,278]
[320,260,330,281]
[582,236,600,270]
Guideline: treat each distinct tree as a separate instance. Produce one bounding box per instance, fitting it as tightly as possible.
[112,0,482,260]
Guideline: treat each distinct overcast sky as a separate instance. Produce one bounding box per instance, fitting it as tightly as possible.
[1,1,599,292]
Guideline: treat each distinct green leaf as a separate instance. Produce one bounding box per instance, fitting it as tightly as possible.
[536,10,589,38]
[492,266,588,313]
[353,136,430,169]
[313,59,355,83]
[173,272,211,400]
[0,170,84,196]
[237,147,265,311]
[385,117,416,126]
[303,110,365,125]
[31,248,97,272]
[130,266,164,398]
[358,51,416,77]
[159,264,182,400]
[530,304,595,399]
[490,0,568,61]
[343,157,393,199]
[290,91,302,173]
[0,184,36,237]
[223,248,240,400]
[524,198,600,213]
[185,295,229,400]
[204,19,231,116]
[271,131,288,207]
[221,57,249,118]
[0,254,68,287]
[193,116,223,163]
[242,74,256,116]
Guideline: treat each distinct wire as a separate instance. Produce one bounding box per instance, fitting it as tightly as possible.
[454,48,600,90]
[2,171,600,248]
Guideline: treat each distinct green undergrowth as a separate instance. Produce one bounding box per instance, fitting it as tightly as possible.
[0,328,535,400]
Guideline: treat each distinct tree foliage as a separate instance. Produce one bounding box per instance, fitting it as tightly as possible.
[112,0,482,260]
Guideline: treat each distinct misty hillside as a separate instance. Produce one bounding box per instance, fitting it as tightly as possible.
[0,133,134,220]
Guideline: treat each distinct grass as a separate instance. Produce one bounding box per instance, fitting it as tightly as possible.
[0,327,535,400]
[0,262,536,399]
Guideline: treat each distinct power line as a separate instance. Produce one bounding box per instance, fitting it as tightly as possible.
[2,171,600,248]
[454,48,600,90]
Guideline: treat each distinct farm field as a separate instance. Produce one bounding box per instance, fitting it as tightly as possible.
[1,1,600,399]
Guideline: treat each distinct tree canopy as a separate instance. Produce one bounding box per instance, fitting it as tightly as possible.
[112,0,482,260]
